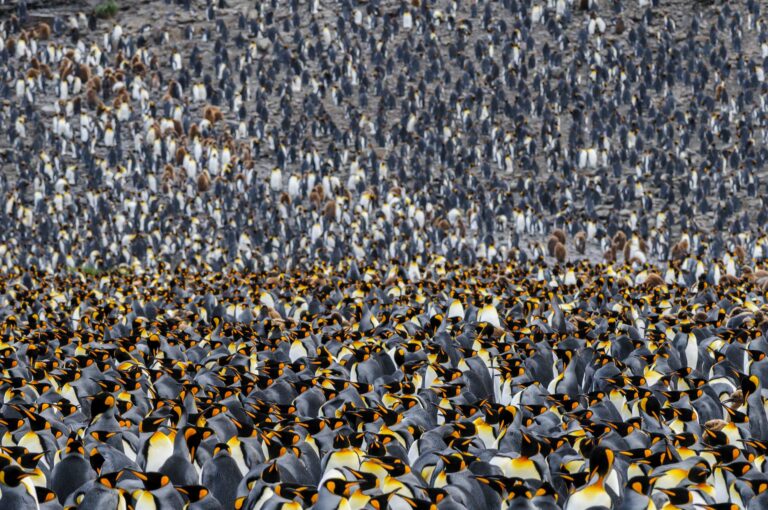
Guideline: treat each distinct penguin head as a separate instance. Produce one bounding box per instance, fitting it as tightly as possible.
[519,431,542,458]
[687,462,711,484]
[740,373,759,399]
[177,485,213,503]
[0,465,31,487]
[658,488,692,506]
[212,442,231,457]
[746,479,768,498]
[96,471,124,489]
[35,487,59,507]
[64,435,86,456]
[588,446,614,480]
[721,461,753,478]
[129,470,172,491]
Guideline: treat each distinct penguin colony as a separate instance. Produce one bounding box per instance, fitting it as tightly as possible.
[0,0,767,508]
[6,262,768,510]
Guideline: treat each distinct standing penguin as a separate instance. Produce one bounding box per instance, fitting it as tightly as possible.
[201,444,242,510]
[563,447,618,510]
[51,436,96,503]
[159,427,200,487]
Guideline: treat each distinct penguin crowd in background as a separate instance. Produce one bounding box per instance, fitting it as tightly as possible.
[0,0,765,271]
[0,0,766,508]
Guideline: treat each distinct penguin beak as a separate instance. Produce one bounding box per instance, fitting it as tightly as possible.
[128,469,147,481]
